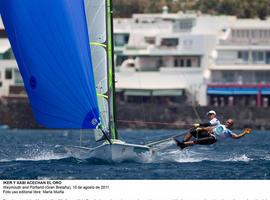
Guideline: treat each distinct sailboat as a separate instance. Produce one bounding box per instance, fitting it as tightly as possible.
[0,0,153,161]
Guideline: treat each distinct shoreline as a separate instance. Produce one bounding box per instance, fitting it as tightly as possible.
[0,99,269,130]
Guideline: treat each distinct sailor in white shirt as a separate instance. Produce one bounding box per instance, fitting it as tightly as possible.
[194,110,220,128]
[174,119,252,149]
[182,110,220,142]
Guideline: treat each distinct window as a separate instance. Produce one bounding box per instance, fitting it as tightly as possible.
[14,69,23,85]
[236,30,241,38]
[174,59,178,67]
[157,58,163,67]
[174,58,184,67]
[231,30,236,38]
[114,34,129,47]
[145,37,155,45]
[0,82,2,87]
[180,20,193,29]
[124,35,129,43]
[241,30,245,38]
[256,72,270,83]
[251,30,256,38]
[186,59,191,67]
[3,49,15,59]
[259,30,263,38]
[174,57,200,67]
[0,30,7,38]
[246,30,250,38]
[161,38,178,47]
[174,19,193,31]
[180,59,184,67]
[266,51,270,64]
[5,69,12,80]
[116,55,128,66]
[238,51,249,62]
[263,30,268,38]
[252,51,264,63]
[222,72,234,83]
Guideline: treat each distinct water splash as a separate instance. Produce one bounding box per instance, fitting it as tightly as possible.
[0,145,69,163]
[0,140,261,164]
[223,154,251,162]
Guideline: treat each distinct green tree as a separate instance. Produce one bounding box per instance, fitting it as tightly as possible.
[112,0,270,19]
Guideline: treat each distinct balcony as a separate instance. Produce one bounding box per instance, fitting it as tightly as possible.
[219,39,270,46]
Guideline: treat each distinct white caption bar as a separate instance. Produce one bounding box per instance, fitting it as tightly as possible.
[1,180,270,200]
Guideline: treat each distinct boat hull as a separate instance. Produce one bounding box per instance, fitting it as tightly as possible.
[66,141,152,162]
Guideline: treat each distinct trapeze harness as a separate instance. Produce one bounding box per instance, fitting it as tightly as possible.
[190,117,221,141]
[193,125,233,145]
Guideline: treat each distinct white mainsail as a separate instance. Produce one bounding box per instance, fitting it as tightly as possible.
[84,0,110,141]
[80,1,151,162]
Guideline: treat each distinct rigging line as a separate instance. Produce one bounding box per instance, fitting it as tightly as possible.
[146,131,188,147]
[172,57,202,123]
[136,71,147,123]
[192,102,202,123]
[101,129,112,145]
[117,119,193,127]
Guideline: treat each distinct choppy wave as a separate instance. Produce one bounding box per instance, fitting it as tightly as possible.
[223,154,252,162]
[1,129,270,179]
[0,139,267,165]
[264,155,270,160]
[0,150,69,163]
[0,146,260,164]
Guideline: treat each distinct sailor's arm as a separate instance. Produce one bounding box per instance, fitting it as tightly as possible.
[231,128,252,139]
[196,126,214,132]
[193,122,211,127]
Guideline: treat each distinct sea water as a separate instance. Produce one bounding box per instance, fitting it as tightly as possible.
[0,129,269,179]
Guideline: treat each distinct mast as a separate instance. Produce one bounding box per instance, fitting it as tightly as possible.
[107,0,118,139]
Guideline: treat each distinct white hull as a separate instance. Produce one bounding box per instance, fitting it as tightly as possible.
[66,140,152,162]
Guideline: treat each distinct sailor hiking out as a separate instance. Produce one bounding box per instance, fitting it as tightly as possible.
[182,110,220,143]
[174,119,252,149]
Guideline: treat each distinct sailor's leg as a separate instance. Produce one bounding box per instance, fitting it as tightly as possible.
[175,134,216,150]
[184,127,198,142]
[174,139,194,149]
[183,133,192,142]
[177,128,195,142]
[193,136,217,145]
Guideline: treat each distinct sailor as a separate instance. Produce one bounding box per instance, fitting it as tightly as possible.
[183,110,220,142]
[195,110,220,127]
[174,119,252,149]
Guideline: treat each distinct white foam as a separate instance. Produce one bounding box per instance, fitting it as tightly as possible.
[151,148,206,163]
[0,159,12,163]
[223,154,251,162]
[0,151,69,162]
[264,155,270,160]
[32,150,69,161]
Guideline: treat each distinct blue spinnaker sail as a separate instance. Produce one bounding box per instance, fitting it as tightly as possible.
[0,0,100,129]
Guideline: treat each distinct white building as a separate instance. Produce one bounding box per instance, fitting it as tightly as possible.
[209,18,270,107]
[114,11,236,105]
[0,19,25,99]
[1,12,270,107]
